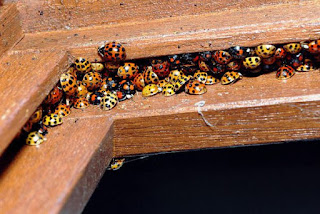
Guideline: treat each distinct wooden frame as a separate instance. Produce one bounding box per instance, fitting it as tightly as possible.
[1,0,320,213]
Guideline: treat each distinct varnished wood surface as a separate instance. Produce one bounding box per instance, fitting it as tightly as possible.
[12,1,320,61]
[0,51,69,155]
[0,4,23,57]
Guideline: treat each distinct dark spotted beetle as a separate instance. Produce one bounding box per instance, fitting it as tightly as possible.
[99,42,126,62]
[117,80,136,101]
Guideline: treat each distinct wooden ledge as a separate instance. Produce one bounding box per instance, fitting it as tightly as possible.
[2,70,320,213]
[13,1,320,61]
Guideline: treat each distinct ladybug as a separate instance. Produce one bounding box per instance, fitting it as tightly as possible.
[168,69,183,84]
[76,82,89,97]
[275,47,287,59]
[104,76,120,92]
[162,83,175,97]
[296,60,315,71]
[60,73,77,96]
[73,97,90,109]
[228,46,251,59]
[180,53,199,65]
[54,103,71,117]
[174,74,190,92]
[205,75,220,85]
[42,114,63,127]
[283,43,302,54]
[185,80,207,95]
[157,79,168,92]
[168,54,182,69]
[243,56,261,69]
[44,86,63,105]
[198,60,212,72]
[152,60,170,78]
[37,122,49,136]
[99,41,126,62]
[117,62,138,79]
[104,62,120,75]
[143,66,159,84]
[101,92,118,110]
[74,57,91,73]
[221,71,243,85]
[211,62,226,74]
[180,64,198,75]
[142,84,159,97]
[23,120,33,132]
[255,44,276,58]
[276,65,295,80]
[261,63,278,73]
[286,52,304,68]
[108,158,125,171]
[91,62,104,72]
[29,106,43,124]
[133,73,145,91]
[227,60,241,71]
[199,51,213,61]
[90,91,105,105]
[308,40,320,54]
[82,71,103,91]
[213,50,232,65]
[117,80,136,101]
[26,131,46,146]
[193,71,207,84]
[262,56,276,65]
[66,67,77,79]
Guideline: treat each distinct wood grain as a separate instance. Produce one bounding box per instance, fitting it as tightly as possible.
[12,0,299,33]
[0,51,69,155]
[0,4,23,57]
[12,1,320,61]
[0,116,113,214]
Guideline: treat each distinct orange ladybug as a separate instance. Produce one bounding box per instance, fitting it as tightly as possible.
[82,71,103,91]
[117,62,139,80]
[99,42,126,62]
[185,80,207,95]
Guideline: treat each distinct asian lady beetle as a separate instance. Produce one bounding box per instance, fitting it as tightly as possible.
[228,46,251,59]
[205,75,220,85]
[174,74,190,92]
[26,131,46,146]
[287,52,304,68]
[168,69,183,84]
[296,59,315,72]
[255,44,276,58]
[82,71,103,91]
[76,82,89,97]
[262,56,276,65]
[89,91,105,105]
[42,114,63,127]
[23,120,33,132]
[29,106,43,124]
[108,158,125,170]
[243,57,261,69]
[91,62,104,72]
[181,64,198,75]
[143,66,159,84]
[199,51,213,61]
[101,92,118,110]
[283,43,302,54]
[133,73,145,91]
[117,80,136,101]
[185,80,207,95]
[213,50,232,65]
[152,60,170,78]
[193,71,207,84]
[103,76,120,92]
[198,60,211,72]
[75,57,91,73]
[99,41,126,62]
[104,62,120,75]
[44,86,63,105]
[142,84,159,97]
[118,62,138,79]
[275,47,287,59]
[73,97,90,109]
[276,65,295,80]
[157,79,168,92]
[60,73,77,96]
[221,71,243,85]
[162,83,175,97]
[66,67,77,79]
[227,60,241,71]
[54,103,71,117]
[168,54,181,69]
[308,40,320,54]
[180,53,199,65]
[211,62,226,74]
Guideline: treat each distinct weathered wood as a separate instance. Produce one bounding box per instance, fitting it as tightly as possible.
[0,4,23,57]
[0,51,69,155]
[0,117,114,214]
[12,1,320,61]
[14,0,298,33]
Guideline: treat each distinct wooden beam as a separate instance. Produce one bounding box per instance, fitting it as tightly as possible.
[0,50,69,155]
[12,1,320,61]
[0,4,23,57]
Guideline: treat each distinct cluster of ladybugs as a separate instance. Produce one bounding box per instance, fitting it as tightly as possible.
[19,40,320,146]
